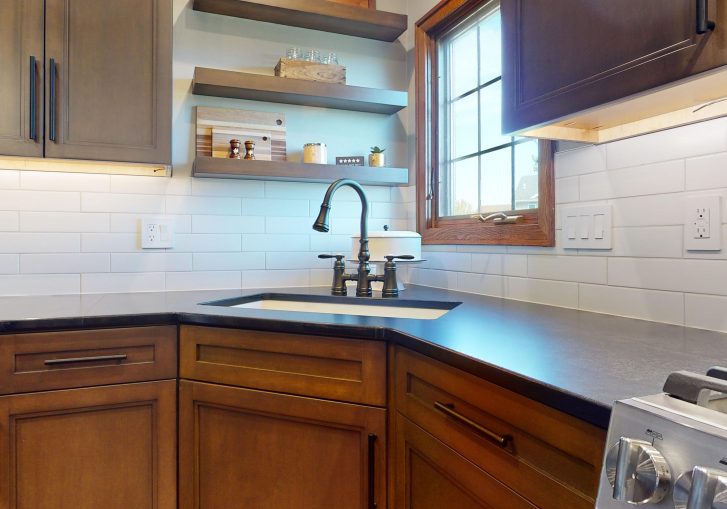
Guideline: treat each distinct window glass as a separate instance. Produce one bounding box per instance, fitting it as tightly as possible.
[437,1,537,218]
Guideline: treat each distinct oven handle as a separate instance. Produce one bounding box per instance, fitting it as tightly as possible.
[663,370,727,404]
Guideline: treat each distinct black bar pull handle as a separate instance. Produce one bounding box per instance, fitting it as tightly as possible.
[49,58,57,142]
[368,433,377,509]
[697,0,716,34]
[29,56,37,141]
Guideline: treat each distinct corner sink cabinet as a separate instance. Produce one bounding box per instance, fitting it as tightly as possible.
[502,0,727,142]
[0,0,172,164]
[0,326,177,509]
[0,323,606,508]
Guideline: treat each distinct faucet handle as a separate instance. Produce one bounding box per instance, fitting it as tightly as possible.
[318,254,345,261]
[384,255,415,262]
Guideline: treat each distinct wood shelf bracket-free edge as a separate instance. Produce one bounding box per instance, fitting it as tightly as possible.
[192,68,407,115]
[192,156,409,186]
[192,0,407,42]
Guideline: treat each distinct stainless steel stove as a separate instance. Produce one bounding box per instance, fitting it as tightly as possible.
[597,368,727,508]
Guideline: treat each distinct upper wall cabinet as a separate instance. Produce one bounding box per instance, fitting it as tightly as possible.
[502,0,727,144]
[0,0,172,165]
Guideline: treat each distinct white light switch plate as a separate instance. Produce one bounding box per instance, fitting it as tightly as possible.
[684,195,721,251]
[141,217,174,249]
[561,204,612,250]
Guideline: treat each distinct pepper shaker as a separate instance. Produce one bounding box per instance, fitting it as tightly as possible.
[244,140,255,160]
[229,139,242,159]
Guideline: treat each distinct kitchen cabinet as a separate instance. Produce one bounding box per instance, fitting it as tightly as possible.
[178,325,388,509]
[0,0,171,165]
[0,326,178,509]
[393,346,605,509]
[502,0,727,143]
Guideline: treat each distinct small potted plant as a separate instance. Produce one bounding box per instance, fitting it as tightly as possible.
[369,146,385,167]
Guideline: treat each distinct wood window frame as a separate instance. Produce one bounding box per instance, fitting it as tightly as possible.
[415,0,555,246]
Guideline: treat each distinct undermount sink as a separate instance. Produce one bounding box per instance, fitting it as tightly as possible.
[202,293,460,320]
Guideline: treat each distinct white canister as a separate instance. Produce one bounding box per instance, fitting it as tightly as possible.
[303,143,327,164]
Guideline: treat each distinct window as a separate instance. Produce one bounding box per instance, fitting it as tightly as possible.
[415,0,554,246]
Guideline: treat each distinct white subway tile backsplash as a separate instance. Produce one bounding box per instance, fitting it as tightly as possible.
[175,234,241,252]
[503,254,528,276]
[611,193,684,227]
[192,215,264,234]
[419,252,471,272]
[266,252,331,270]
[457,272,504,297]
[82,233,138,253]
[20,212,109,233]
[110,214,192,233]
[0,233,80,253]
[193,252,266,271]
[685,294,727,332]
[241,234,308,252]
[0,170,20,188]
[686,152,727,191]
[0,255,19,274]
[371,202,408,219]
[408,268,457,289]
[0,274,80,296]
[21,171,110,192]
[82,193,165,213]
[241,198,309,217]
[21,254,110,274]
[166,271,241,291]
[608,257,727,296]
[554,144,607,178]
[612,226,684,258]
[579,284,685,324]
[82,272,165,293]
[165,195,241,215]
[606,118,727,169]
[192,178,265,198]
[470,253,503,275]
[505,277,579,308]
[579,160,684,201]
[310,234,352,253]
[0,212,19,231]
[0,190,80,211]
[527,255,607,284]
[109,175,191,195]
[555,176,579,203]
[265,216,317,234]
[111,253,193,272]
[242,269,310,289]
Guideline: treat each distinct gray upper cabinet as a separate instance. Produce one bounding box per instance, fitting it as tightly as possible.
[0,0,171,165]
[0,0,44,158]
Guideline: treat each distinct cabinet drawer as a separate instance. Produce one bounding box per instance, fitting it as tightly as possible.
[394,347,605,509]
[180,325,386,406]
[0,326,177,394]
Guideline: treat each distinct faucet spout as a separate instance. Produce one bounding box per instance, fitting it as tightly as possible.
[313,179,371,297]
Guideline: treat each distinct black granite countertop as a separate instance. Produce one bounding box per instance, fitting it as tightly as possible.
[0,285,724,429]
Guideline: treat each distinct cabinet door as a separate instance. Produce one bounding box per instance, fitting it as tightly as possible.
[179,380,387,509]
[44,0,172,164]
[502,0,727,133]
[0,380,177,509]
[0,0,44,157]
[394,414,537,509]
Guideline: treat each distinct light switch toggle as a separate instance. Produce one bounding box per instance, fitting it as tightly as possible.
[562,205,612,250]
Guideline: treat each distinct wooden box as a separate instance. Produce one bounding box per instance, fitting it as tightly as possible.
[274,58,346,85]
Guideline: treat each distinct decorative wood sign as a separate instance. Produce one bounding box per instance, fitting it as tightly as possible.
[196,106,286,161]
[274,58,346,85]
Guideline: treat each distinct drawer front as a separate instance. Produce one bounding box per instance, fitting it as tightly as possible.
[0,326,177,394]
[394,347,605,509]
[180,325,386,406]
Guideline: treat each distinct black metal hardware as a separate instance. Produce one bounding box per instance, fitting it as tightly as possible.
[663,370,727,404]
[434,401,512,448]
[381,255,415,298]
[707,366,727,381]
[368,433,377,509]
[697,0,716,34]
[318,254,348,296]
[44,354,128,366]
[49,58,57,142]
[29,56,37,141]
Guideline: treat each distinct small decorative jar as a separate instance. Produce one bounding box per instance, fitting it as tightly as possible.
[243,140,255,160]
[229,139,241,159]
[369,152,385,167]
[303,143,327,164]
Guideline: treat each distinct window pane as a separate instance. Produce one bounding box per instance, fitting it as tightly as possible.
[479,9,501,84]
[480,148,512,213]
[448,28,479,97]
[440,157,478,217]
[450,93,479,159]
[514,140,540,210]
[480,81,508,150]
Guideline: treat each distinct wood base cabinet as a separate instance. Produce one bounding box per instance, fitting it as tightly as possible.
[179,380,386,509]
[0,380,177,509]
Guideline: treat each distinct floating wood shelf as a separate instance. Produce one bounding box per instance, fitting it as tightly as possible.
[193,156,409,186]
[192,0,407,42]
[192,67,407,115]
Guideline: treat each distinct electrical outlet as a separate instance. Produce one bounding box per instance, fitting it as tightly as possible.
[685,196,721,251]
[141,217,174,249]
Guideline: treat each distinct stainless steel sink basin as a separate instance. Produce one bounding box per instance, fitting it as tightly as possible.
[202,293,460,320]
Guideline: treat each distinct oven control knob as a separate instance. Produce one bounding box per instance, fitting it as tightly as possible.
[605,437,671,505]
[673,466,727,509]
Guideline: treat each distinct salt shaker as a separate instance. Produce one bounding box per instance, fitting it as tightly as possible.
[229,139,241,159]
[244,140,255,160]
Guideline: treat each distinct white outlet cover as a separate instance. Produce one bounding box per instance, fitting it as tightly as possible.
[141,217,174,249]
[684,195,721,251]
